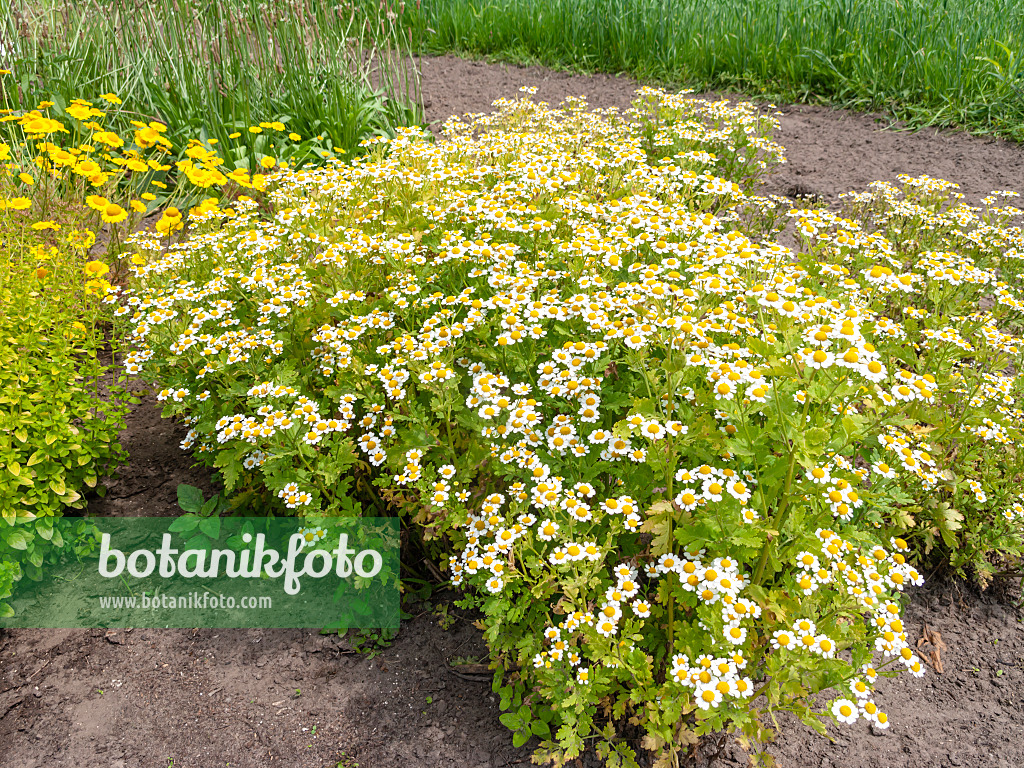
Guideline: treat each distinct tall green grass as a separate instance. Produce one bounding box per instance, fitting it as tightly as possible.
[394,0,1024,140]
[1,0,422,165]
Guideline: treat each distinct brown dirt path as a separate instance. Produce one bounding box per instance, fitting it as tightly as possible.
[2,54,1024,768]
[417,55,1024,205]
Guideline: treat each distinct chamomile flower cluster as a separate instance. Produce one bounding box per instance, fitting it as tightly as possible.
[112,88,1024,762]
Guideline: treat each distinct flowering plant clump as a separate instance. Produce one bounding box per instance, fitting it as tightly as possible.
[114,88,1023,765]
[0,85,343,265]
[0,86,349,616]
[0,195,130,617]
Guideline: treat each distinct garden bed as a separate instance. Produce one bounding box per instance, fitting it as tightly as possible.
[2,56,1024,768]
[416,55,1024,205]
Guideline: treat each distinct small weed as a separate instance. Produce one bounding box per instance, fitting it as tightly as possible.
[434,603,457,630]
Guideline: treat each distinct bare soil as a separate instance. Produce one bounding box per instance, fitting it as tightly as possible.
[417,55,1024,206]
[2,54,1024,768]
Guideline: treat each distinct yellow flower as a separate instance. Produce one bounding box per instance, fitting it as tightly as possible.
[21,116,66,134]
[288,132,301,141]
[260,156,276,169]
[84,260,110,278]
[35,267,49,280]
[99,93,122,104]
[31,220,59,231]
[156,216,183,236]
[134,126,160,148]
[185,166,226,188]
[47,147,76,167]
[66,103,102,121]
[155,206,184,235]
[18,172,33,185]
[228,132,241,139]
[130,199,147,213]
[0,197,31,211]
[30,244,56,260]
[101,203,128,224]
[227,168,252,187]
[93,131,125,149]
[86,194,109,211]
[134,122,171,149]
[141,192,156,201]
[67,229,96,251]
[185,144,213,160]
[73,159,102,177]
[248,126,262,134]
[130,254,146,266]
[84,278,111,296]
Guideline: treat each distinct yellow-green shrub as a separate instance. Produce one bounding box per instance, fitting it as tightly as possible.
[0,89,375,617]
[0,205,130,616]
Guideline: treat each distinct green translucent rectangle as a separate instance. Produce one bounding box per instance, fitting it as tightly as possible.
[2,516,400,629]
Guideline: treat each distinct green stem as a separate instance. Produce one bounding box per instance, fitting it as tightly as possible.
[445,399,456,456]
[752,446,799,586]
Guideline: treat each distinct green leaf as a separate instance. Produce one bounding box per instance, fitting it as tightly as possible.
[198,516,221,539]
[6,529,30,550]
[935,503,964,547]
[200,495,219,516]
[512,731,530,748]
[841,416,862,441]
[177,484,205,514]
[804,427,829,451]
[168,514,200,533]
